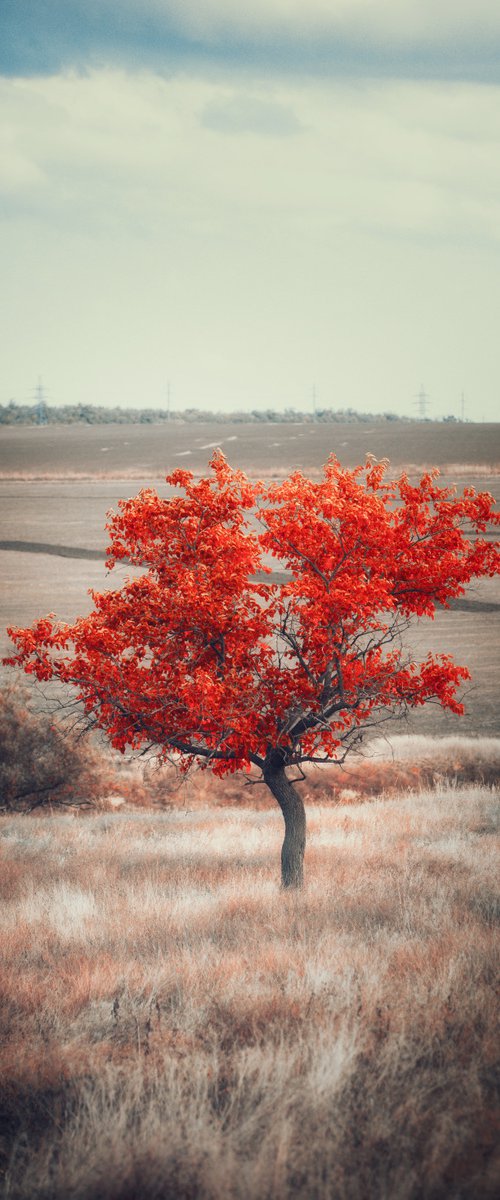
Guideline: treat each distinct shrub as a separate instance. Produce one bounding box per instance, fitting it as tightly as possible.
[0,681,112,812]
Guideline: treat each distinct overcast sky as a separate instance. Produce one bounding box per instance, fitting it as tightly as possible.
[1,1,499,419]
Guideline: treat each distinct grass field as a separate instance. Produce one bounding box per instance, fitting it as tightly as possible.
[1,785,499,1199]
[0,423,499,1198]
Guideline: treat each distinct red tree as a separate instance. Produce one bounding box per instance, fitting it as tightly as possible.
[5,453,499,886]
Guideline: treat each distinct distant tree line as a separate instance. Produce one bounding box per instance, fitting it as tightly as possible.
[0,401,412,426]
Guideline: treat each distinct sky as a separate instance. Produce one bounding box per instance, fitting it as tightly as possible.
[1,1,500,420]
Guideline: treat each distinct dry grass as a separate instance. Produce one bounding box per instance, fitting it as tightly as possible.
[101,733,500,811]
[392,462,500,478]
[0,471,164,482]
[1,461,500,483]
[302,734,500,806]
[1,784,499,1199]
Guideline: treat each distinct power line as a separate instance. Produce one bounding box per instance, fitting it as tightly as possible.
[33,376,48,425]
[414,384,430,419]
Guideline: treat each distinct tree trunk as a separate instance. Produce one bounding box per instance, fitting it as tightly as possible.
[263,749,306,889]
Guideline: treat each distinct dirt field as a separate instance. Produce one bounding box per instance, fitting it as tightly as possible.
[1,420,500,478]
[0,422,499,736]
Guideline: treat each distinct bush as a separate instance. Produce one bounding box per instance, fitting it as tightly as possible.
[0,681,112,812]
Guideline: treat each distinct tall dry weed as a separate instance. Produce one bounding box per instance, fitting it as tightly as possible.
[0,784,499,1198]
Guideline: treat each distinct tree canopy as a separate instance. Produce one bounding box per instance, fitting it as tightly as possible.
[6,452,499,885]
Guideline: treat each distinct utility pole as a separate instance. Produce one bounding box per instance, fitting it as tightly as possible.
[414,384,430,419]
[312,382,317,422]
[461,391,465,422]
[34,377,48,425]
[166,380,171,421]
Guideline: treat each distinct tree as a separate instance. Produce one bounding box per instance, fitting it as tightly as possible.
[5,453,499,886]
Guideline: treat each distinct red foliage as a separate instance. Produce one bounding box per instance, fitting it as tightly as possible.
[5,454,499,777]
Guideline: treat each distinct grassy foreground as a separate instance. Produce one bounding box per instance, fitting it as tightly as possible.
[1,786,499,1199]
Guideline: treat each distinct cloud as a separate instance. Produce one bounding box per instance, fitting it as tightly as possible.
[201,93,302,137]
[1,49,499,421]
[2,70,499,251]
[2,0,500,82]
